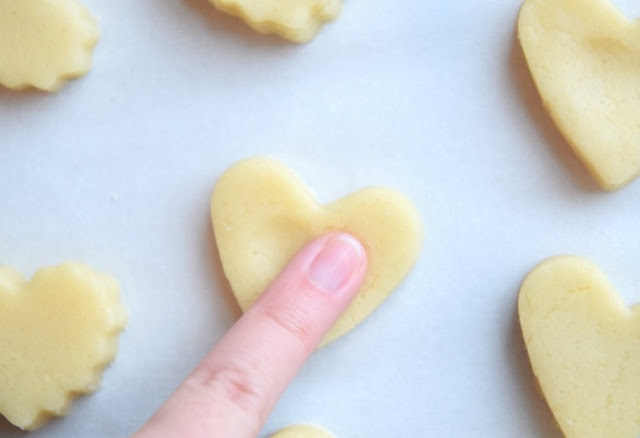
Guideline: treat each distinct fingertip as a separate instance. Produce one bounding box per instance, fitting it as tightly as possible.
[307,232,367,294]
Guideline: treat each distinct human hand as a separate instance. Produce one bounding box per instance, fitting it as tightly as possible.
[133,232,367,438]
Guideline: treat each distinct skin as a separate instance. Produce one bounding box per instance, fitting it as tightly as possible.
[133,232,367,438]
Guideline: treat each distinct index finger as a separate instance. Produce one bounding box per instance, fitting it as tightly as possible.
[134,232,367,438]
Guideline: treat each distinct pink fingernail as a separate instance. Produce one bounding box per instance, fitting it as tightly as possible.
[309,234,364,292]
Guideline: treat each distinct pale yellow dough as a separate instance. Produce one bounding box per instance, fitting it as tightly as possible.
[210,0,340,43]
[518,0,640,190]
[0,0,98,91]
[271,424,336,438]
[519,256,640,438]
[0,263,127,430]
[211,157,423,347]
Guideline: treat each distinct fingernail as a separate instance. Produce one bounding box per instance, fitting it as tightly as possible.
[309,234,364,292]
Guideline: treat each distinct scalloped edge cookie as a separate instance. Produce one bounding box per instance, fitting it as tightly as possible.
[0,0,99,92]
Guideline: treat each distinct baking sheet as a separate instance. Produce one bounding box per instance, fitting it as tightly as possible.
[1,0,640,436]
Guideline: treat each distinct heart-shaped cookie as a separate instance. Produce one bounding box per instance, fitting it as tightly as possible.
[0,263,127,430]
[271,424,336,438]
[0,0,98,91]
[210,0,340,43]
[518,0,640,190]
[211,157,423,347]
[519,256,640,438]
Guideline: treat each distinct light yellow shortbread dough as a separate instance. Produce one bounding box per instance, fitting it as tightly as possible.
[519,256,640,438]
[210,0,340,43]
[518,0,640,190]
[271,424,336,438]
[0,263,127,430]
[0,0,99,91]
[211,157,423,347]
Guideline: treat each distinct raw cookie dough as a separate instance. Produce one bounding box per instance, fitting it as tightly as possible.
[0,0,99,91]
[271,424,336,438]
[211,157,423,347]
[0,263,127,430]
[210,0,340,43]
[518,0,640,190]
[519,256,640,438]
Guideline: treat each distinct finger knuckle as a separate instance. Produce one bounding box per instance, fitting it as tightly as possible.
[262,304,313,347]
[196,364,268,417]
